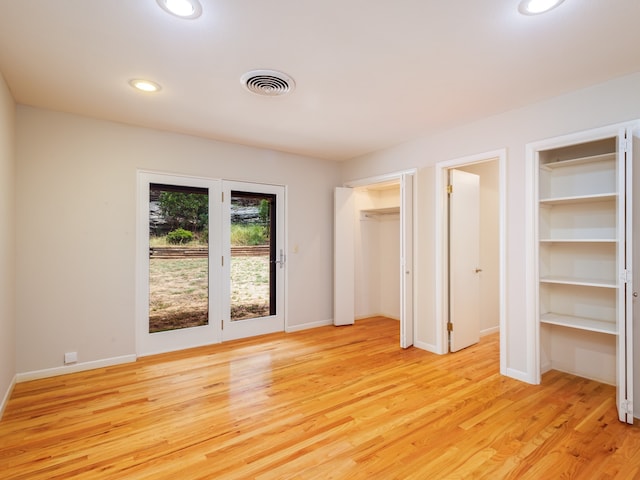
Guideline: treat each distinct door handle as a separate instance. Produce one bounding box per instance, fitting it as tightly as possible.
[475,268,483,273]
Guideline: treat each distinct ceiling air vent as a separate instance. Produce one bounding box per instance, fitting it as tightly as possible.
[240,69,295,97]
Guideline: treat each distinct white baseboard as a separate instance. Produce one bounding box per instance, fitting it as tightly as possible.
[16,354,137,383]
[0,374,17,420]
[286,318,333,332]
[355,313,400,321]
[480,326,499,336]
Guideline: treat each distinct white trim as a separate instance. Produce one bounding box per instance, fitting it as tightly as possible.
[481,326,500,337]
[0,375,17,420]
[414,340,439,353]
[434,149,507,373]
[524,143,540,384]
[16,355,137,383]
[344,168,418,188]
[524,121,635,152]
[283,185,290,333]
[286,319,333,332]
[506,367,536,384]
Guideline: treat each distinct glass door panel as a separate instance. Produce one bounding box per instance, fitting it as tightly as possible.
[149,183,209,333]
[230,191,276,321]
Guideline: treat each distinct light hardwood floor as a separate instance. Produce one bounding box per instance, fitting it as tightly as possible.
[2,316,640,479]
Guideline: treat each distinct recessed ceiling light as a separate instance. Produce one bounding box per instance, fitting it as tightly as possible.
[518,0,564,15]
[129,79,162,93]
[156,0,202,19]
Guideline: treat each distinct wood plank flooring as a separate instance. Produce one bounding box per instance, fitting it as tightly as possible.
[2,316,640,479]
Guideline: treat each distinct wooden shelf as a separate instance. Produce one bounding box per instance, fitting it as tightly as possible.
[540,313,617,335]
[539,276,617,289]
[539,193,616,205]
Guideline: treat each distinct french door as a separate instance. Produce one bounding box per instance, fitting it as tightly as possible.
[136,173,285,356]
[137,172,222,356]
[221,181,285,341]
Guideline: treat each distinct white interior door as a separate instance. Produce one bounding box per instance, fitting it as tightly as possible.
[334,187,355,326]
[449,169,481,352]
[221,181,285,341]
[621,126,636,423]
[400,173,414,348]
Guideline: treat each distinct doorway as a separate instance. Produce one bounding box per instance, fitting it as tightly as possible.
[334,170,415,348]
[221,181,285,342]
[136,172,286,356]
[435,150,506,373]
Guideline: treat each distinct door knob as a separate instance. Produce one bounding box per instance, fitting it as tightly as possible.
[475,268,483,273]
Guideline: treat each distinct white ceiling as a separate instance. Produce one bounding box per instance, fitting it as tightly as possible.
[0,0,639,161]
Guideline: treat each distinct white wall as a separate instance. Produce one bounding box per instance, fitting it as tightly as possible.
[15,107,340,374]
[340,72,640,383]
[0,73,16,415]
[458,161,499,335]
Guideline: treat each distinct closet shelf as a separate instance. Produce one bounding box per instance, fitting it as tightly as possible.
[360,207,400,217]
[539,238,617,243]
[540,152,616,170]
[539,193,616,205]
[540,313,617,335]
[539,276,617,288]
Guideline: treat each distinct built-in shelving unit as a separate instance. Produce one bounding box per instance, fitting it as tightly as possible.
[532,126,635,424]
[537,143,619,336]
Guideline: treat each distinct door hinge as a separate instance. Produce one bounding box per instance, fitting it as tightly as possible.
[221,320,224,330]
[446,184,453,195]
[221,191,224,202]
[221,256,224,267]
[622,269,632,284]
[621,399,633,415]
[447,322,453,332]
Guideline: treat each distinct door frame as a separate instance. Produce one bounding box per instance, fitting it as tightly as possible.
[434,150,506,374]
[342,168,417,348]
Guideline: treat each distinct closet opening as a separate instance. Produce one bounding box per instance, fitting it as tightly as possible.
[334,170,415,348]
[354,180,402,325]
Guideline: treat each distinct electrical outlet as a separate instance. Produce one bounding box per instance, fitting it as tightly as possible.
[64,352,78,364]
